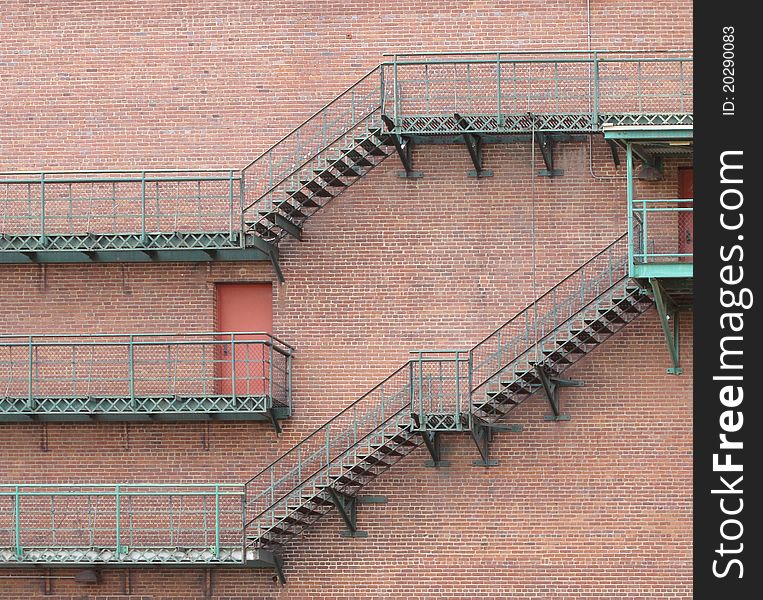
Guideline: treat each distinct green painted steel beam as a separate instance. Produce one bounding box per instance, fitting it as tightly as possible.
[648,278,683,375]
[630,263,693,279]
[602,127,693,140]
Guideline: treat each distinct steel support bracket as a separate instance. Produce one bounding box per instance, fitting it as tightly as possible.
[266,407,283,435]
[266,245,285,284]
[471,421,499,466]
[328,487,368,538]
[454,113,493,178]
[649,278,683,374]
[272,552,286,585]
[535,365,582,420]
[607,139,621,168]
[421,430,450,467]
[534,130,564,177]
[381,115,423,178]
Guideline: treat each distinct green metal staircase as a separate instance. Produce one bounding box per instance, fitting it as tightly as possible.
[241,234,653,557]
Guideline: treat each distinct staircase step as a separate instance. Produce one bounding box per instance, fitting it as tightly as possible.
[597,308,626,324]
[331,161,365,177]
[341,149,374,166]
[273,201,308,220]
[583,319,613,334]
[299,180,335,194]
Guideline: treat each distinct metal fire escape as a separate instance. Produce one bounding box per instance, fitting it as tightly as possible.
[1,49,692,579]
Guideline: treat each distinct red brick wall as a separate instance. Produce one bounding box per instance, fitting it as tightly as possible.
[0,1,692,597]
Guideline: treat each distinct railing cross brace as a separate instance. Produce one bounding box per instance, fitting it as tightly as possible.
[454,113,493,178]
[649,278,683,374]
[381,115,423,178]
[327,487,368,538]
[534,365,582,420]
[533,129,564,177]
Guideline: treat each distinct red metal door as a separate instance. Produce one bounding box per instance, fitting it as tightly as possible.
[678,168,693,260]
[215,283,273,396]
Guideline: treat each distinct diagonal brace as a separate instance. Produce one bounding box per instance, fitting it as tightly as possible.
[535,365,583,419]
[454,113,493,178]
[533,131,563,177]
[470,421,499,467]
[649,278,683,374]
[327,487,363,536]
[381,115,423,178]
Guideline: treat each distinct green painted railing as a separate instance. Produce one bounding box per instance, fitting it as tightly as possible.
[0,332,293,418]
[0,169,243,249]
[0,484,245,564]
[630,198,693,265]
[383,49,692,133]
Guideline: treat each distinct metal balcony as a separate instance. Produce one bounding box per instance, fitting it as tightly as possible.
[0,332,292,425]
[0,169,274,264]
[0,484,281,571]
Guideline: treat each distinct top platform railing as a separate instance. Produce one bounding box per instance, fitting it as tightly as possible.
[381,49,692,133]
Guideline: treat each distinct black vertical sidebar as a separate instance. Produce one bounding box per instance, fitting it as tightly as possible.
[694,2,759,598]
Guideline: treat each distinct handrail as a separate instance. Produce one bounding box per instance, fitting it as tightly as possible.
[243,362,409,486]
[0,331,293,354]
[472,233,627,349]
[384,49,692,57]
[241,66,382,172]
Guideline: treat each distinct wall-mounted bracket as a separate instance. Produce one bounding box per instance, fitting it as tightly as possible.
[454,113,493,178]
[381,115,423,178]
[328,487,368,538]
[470,421,499,467]
[421,430,450,467]
[649,278,683,374]
[534,365,583,420]
[534,131,564,177]
[607,140,621,168]
[266,407,283,435]
[266,245,285,284]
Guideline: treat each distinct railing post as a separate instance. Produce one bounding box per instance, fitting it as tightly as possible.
[239,169,246,247]
[592,51,600,128]
[496,52,502,127]
[454,352,461,428]
[14,485,22,559]
[286,349,293,413]
[228,170,235,242]
[27,336,34,411]
[467,351,474,430]
[325,422,331,465]
[268,340,273,403]
[626,143,634,274]
[230,334,237,403]
[214,484,221,559]
[128,335,136,409]
[140,171,147,243]
[393,55,400,127]
[379,66,386,115]
[115,485,121,559]
[417,352,424,425]
[39,173,46,246]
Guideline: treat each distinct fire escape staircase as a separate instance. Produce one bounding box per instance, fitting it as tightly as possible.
[241,235,654,578]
